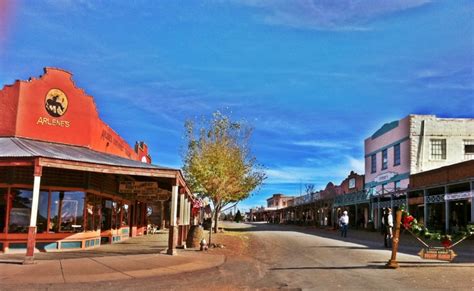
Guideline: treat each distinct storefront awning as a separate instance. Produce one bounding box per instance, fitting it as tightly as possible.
[0,137,171,170]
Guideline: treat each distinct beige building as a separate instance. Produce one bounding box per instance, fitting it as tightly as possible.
[410,115,474,174]
[267,194,294,209]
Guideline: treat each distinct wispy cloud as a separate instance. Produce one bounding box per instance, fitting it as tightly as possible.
[414,66,474,91]
[347,156,365,174]
[293,140,352,149]
[265,155,364,185]
[231,0,431,31]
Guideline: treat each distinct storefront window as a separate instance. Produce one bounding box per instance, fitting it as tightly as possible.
[101,199,113,230]
[115,202,122,229]
[94,197,101,231]
[37,191,49,233]
[49,191,60,232]
[85,194,101,231]
[8,189,32,233]
[86,199,94,231]
[122,204,129,227]
[0,188,6,233]
[50,191,84,233]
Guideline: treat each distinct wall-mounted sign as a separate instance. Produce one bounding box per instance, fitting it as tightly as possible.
[374,172,397,183]
[119,181,158,195]
[45,88,68,117]
[37,88,71,128]
[136,189,171,203]
[444,191,474,201]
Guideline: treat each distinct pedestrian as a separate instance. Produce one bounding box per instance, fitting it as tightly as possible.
[339,210,349,237]
[384,208,394,248]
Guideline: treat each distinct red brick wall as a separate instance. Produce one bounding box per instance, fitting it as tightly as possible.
[410,160,474,188]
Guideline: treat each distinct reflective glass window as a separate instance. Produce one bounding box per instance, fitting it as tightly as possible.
[37,191,49,233]
[50,191,84,233]
[122,204,129,227]
[8,189,32,233]
[0,188,6,233]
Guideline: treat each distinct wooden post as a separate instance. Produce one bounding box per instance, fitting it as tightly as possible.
[167,184,179,255]
[24,162,42,264]
[386,209,402,268]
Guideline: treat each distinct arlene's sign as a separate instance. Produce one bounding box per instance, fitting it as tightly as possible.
[0,67,144,161]
[36,88,71,128]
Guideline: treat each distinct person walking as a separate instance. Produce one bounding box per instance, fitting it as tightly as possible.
[384,208,394,248]
[339,210,349,237]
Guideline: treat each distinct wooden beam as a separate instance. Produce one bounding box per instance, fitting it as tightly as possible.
[38,157,177,178]
[0,159,34,167]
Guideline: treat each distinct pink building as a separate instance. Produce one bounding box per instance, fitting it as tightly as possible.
[365,114,474,229]
[364,116,411,195]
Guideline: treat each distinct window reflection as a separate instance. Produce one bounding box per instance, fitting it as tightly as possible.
[50,191,84,233]
[101,200,113,230]
[122,204,129,227]
[9,189,32,233]
[86,194,101,231]
[0,188,6,233]
[37,191,49,233]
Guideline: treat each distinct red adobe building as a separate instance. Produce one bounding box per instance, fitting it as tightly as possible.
[0,68,193,261]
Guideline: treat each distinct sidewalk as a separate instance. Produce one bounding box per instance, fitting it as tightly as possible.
[0,233,225,286]
[0,251,224,285]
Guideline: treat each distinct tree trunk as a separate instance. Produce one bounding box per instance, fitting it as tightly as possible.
[213,206,220,234]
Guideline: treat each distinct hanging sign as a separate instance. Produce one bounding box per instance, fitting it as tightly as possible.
[136,189,171,202]
[418,248,457,261]
[119,181,158,195]
[374,172,397,183]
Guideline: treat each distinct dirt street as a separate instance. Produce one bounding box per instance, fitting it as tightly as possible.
[2,222,473,290]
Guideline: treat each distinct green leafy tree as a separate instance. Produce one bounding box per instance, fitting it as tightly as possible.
[183,111,266,234]
[234,210,243,223]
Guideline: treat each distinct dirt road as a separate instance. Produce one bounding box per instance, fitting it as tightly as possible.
[3,222,473,290]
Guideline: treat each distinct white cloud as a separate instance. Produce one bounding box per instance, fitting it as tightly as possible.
[266,155,365,184]
[232,0,431,31]
[347,156,365,174]
[293,140,352,149]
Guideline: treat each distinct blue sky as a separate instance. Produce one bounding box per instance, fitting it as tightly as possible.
[1,0,473,212]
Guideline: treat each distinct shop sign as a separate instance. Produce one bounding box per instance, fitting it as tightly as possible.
[119,181,158,195]
[37,88,71,128]
[374,172,397,183]
[444,191,474,201]
[418,248,457,261]
[135,189,171,202]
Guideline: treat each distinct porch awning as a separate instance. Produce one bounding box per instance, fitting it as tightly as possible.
[0,137,192,196]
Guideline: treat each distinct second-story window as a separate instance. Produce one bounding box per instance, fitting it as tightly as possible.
[464,140,474,160]
[382,149,388,170]
[394,143,401,166]
[371,154,377,173]
[430,139,446,160]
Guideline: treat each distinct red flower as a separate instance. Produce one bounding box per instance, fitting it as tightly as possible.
[402,215,414,229]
